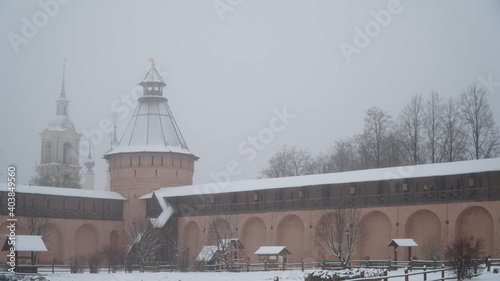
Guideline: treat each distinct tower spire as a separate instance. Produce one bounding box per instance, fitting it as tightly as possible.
[60,58,67,99]
[110,112,119,150]
[84,139,96,190]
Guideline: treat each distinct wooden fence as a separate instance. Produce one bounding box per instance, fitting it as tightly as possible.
[6,257,499,279]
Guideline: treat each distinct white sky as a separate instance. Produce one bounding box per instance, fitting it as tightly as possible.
[1,0,500,188]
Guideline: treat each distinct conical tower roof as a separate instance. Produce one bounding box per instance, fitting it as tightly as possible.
[105,61,197,159]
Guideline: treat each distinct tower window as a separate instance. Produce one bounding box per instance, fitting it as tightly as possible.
[151,156,154,166]
[161,156,164,166]
[63,143,72,164]
[171,156,175,167]
[139,156,141,167]
[134,170,136,177]
[129,157,132,167]
[155,169,158,177]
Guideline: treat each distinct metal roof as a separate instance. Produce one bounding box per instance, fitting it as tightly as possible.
[105,66,196,159]
[387,239,418,247]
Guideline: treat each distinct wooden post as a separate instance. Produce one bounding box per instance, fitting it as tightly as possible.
[322,257,326,270]
[383,269,388,281]
[301,258,305,272]
[404,268,409,281]
[264,260,268,271]
[423,265,427,281]
[441,265,445,281]
[486,257,491,271]
[52,261,55,274]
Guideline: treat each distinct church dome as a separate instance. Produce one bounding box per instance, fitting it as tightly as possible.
[47,115,76,131]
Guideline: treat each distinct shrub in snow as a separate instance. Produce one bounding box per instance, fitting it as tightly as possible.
[305,268,385,281]
[68,256,87,273]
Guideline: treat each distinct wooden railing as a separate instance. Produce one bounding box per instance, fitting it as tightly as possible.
[15,257,496,276]
[0,206,123,221]
[173,186,500,216]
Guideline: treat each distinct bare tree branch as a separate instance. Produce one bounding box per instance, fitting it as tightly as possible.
[315,202,365,267]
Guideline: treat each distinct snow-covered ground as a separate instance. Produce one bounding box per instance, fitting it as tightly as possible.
[10,267,500,281]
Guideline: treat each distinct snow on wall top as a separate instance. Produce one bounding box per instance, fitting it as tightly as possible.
[0,183,126,200]
[142,157,500,199]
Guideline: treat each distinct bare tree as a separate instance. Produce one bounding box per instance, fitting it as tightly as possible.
[364,107,393,168]
[421,240,442,260]
[20,216,50,264]
[127,218,170,272]
[398,94,426,165]
[384,132,403,167]
[459,84,499,159]
[328,137,357,172]
[30,164,81,188]
[444,234,484,280]
[204,214,242,271]
[353,133,371,170]
[260,145,314,178]
[100,245,125,272]
[442,97,468,162]
[21,216,50,237]
[424,91,445,163]
[315,202,365,268]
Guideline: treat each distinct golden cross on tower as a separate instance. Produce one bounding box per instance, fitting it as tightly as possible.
[148,57,156,67]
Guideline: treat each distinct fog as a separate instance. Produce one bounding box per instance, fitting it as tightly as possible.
[1,0,500,188]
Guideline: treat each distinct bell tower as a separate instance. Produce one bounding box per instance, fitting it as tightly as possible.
[38,60,82,188]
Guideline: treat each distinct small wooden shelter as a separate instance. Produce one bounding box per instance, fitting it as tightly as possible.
[254,246,291,266]
[2,235,48,273]
[387,239,418,261]
[196,238,245,270]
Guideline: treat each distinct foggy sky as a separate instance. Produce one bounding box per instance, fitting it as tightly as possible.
[1,0,500,189]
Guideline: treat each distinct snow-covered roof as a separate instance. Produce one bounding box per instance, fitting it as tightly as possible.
[104,95,196,159]
[0,183,126,200]
[140,66,166,84]
[196,246,218,262]
[2,235,48,252]
[387,239,418,247]
[142,157,500,199]
[254,246,291,255]
[46,115,75,131]
[149,193,174,228]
